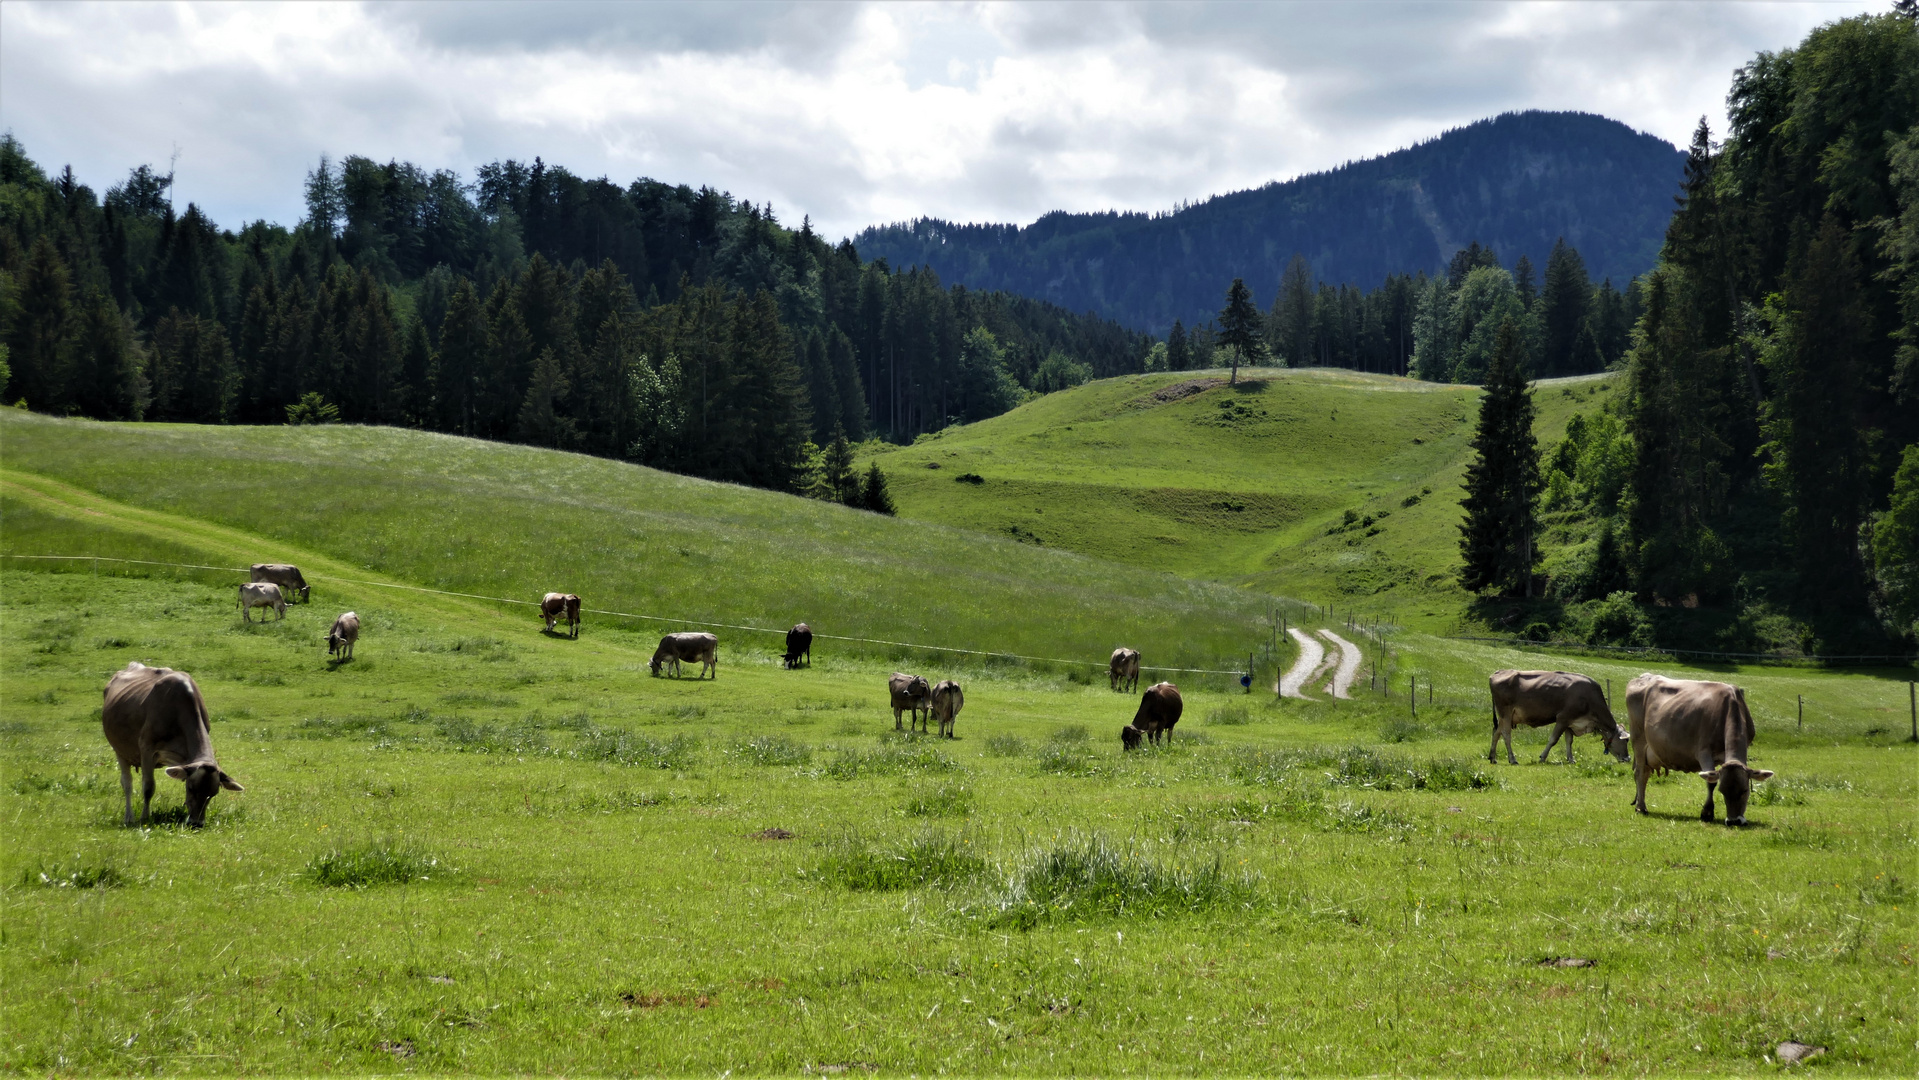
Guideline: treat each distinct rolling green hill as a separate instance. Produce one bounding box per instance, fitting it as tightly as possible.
[862,366,1615,631]
[0,410,1281,675]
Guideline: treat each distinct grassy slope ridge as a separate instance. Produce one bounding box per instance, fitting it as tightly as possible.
[0,411,1277,673]
[865,367,1612,630]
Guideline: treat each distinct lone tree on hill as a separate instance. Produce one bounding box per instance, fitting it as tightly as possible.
[1217,277,1265,384]
[860,462,896,515]
[1458,317,1541,596]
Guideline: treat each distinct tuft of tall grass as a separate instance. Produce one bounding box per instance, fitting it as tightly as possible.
[819,743,958,780]
[986,832,1262,927]
[435,716,550,755]
[1036,744,1096,776]
[728,734,812,767]
[1205,703,1251,726]
[10,772,108,795]
[576,729,701,770]
[305,844,439,888]
[813,831,985,891]
[22,861,122,889]
[983,734,1027,757]
[901,782,973,817]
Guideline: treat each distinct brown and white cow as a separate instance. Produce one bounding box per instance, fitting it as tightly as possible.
[327,611,360,661]
[651,632,718,678]
[1131,681,1182,746]
[889,672,932,732]
[238,582,286,623]
[1109,647,1141,693]
[102,662,242,828]
[785,623,813,669]
[250,563,309,603]
[541,592,581,638]
[1487,669,1628,765]
[1627,673,1774,826]
[930,680,964,738]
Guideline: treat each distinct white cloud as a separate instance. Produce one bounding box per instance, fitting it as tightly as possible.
[0,0,1878,239]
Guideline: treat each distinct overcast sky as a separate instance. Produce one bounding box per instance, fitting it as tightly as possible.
[0,1,1881,239]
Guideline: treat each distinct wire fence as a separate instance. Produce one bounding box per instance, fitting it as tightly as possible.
[0,552,1252,677]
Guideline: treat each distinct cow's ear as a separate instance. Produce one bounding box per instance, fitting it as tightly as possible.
[218,771,244,792]
[163,765,187,780]
[1749,769,1774,782]
[1698,769,1721,782]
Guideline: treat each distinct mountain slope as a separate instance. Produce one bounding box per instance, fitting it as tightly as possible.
[860,367,1618,630]
[855,111,1682,334]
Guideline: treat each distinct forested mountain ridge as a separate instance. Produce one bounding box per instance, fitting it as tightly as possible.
[0,137,1153,492]
[855,111,1684,335]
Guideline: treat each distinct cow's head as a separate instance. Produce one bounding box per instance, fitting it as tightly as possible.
[1601,727,1630,762]
[327,631,344,656]
[163,763,244,828]
[1699,760,1773,826]
[911,676,930,698]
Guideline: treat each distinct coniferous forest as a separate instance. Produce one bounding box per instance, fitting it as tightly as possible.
[1465,10,1918,650]
[0,140,1153,496]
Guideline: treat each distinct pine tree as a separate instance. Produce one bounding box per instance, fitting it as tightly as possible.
[516,347,576,448]
[1513,254,1537,308]
[1540,238,1593,376]
[1166,321,1190,371]
[860,461,896,515]
[1456,318,1541,595]
[1273,255,1313,367]
[1217,278,1264,384]
[5,235,76,411]
[435,278,486,434]
[819,429,858,505]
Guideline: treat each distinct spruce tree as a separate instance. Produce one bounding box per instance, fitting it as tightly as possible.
[820,430,858,506]
[1166,321,1189,371]
[1457,317,1541,596]
[1540,238,1593,376]
[860,461,896,515]
[1217,277,1264,384]
[516,347,576,448]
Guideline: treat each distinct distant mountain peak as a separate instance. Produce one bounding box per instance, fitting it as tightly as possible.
[855,110,1683,336]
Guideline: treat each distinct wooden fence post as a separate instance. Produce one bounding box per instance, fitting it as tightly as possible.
[1908,682,1915,743]
[1797,694,1803,731]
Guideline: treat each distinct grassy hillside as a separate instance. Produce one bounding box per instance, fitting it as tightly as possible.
[2,412,1913,1073]
[0,410,1283,676]
[863,366,1613,631]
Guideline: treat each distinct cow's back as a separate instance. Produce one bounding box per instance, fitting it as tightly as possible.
[1631,675,1738,770]
[103,664,209,764]
[1134,682,1182,730]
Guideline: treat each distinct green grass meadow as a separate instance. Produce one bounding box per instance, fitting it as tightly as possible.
[2,407,1915,1075]
[862,367,1615,633]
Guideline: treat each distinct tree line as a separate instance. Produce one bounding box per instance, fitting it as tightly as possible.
[1157,236,1635,382]
[0,139,1153,498]
[1457,9,1918,650]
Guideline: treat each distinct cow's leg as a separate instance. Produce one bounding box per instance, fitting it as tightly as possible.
[119,760,134,827]
[894,707,903,732]
[138,751,156,826]
[1541,719,1574,763]
[1700,781,1717,822]
[1488,711,1502,763]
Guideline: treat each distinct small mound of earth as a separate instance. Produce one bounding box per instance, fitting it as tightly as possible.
[1141,377,1226,404]
[750,827,794,840]
[1538,957,1596,968]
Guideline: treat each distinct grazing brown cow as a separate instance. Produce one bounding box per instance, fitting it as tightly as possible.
[785,623,813,669]
[930,680,964,738]
[327,611,360,661]
[238,582,285,623]
[1628,674,1773,825]
[1109,648,1141,693]
[1487,669,1628,765]
[651,632,718,678]
[541,592,581,638]
[1120,725,1143,751]
[888,672,932,732]
[101,662,242,828]
[250,563,309,603]
[1131,681,1182,745]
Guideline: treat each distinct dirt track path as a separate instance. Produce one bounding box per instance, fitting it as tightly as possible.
[1318,630,1363,699]
[1279,627,1328,698]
